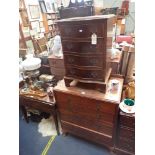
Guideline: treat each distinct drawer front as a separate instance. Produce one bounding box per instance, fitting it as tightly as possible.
[119,127,135,141]
[65,66,104,81]
[120,115,135,129]
[61,121,113,147]
[55,92,97,115]
[64,54,103,67]
[62,39,105,54]
[20,97,54,113]
[118,138,135,153]
[60,111,113,136]
[55,91,117,116]
[59,23,105,38]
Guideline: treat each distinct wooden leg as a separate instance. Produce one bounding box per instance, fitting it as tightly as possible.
[21,105,29,123]
[53,113,59,135]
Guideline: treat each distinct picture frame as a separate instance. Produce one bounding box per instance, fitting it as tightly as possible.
[29,5,40,19]
[20,10,29,27]
[39,1,47,13]
[31,20,40,33]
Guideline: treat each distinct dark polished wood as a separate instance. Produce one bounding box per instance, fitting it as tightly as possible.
[59,5,93,19]
[57,15,115,93]
[54,76,123,150]
[114,111,135,155]
[19,93,60,135]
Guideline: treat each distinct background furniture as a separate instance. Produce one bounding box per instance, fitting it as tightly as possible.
[48,55,65,79]
[59,5,93,19]
[54,76,123,151]
[58,0,94,19]
[115,111,135,155]
[19,92,59,135]
[57,15,115,93]
[109,51,122,74]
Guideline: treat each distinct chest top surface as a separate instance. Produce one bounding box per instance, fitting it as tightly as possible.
[57,14,115,23]
[54,76,123,104]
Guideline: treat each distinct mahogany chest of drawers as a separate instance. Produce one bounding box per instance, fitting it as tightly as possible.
[115,111,135,155]
[54,76,123,150]
[57,15,115,92]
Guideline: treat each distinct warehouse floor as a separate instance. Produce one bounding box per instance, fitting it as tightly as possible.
[19,114,111,155]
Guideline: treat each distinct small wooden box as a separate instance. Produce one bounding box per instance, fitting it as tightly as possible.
[48,55,65,78]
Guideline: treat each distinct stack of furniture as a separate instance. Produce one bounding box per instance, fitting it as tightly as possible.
[53,14,134,154]
[57,15,115,93]
[115,111,135,155]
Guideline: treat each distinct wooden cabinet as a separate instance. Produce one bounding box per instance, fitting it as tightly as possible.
[115,111,135,155]
[59,5,93,19]
[54,77,123,150]
[57,15,115,93]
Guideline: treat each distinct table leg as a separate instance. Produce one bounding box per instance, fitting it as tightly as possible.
[53,113,59,135]
[21,105,29,123]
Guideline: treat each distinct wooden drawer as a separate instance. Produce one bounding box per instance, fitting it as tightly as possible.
[55,91,117,115]
[65,66,104,81]
[19,97,54,113]
[59,111,113,136]
[61,121,113,147]
[55,92,97,114]
[64,54,103,68]
[120,115,135,129]
[119,127,135,141]
[118,138,135,153]
[62,38,104,54]
[59,23,105,38]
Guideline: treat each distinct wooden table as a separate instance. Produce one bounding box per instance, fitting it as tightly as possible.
[19,93,60,135]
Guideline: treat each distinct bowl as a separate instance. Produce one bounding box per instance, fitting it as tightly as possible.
[123,99,135,111]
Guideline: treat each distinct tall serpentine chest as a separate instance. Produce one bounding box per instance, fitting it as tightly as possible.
[57,15,115,93]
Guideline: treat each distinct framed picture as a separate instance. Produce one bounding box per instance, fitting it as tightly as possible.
[31,20,40,33]
[29,5,40,19]
[39,1,47,13]
[44,0,53,13]
[20,10,29,27]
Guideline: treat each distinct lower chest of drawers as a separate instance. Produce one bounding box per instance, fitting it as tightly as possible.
[54,90,118,147]
[115,112,135,155]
